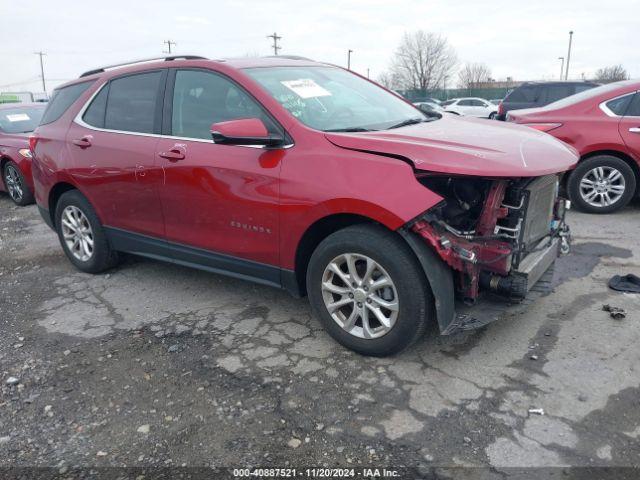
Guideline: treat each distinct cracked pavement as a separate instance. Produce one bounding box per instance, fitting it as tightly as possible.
[1,194,639,476]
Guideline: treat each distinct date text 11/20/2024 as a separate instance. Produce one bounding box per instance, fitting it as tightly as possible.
[232,468,401,477]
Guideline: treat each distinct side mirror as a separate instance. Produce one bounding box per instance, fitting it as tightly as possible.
[210,118,284,147]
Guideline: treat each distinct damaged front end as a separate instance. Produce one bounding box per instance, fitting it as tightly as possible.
[407,173,571,333]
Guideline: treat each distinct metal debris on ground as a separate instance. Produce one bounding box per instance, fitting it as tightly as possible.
[528,408,545,416]
[602,304,626,320]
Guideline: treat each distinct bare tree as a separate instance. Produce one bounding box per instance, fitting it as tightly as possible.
[376,71,401,90]
[457,62,492,90]
[594,65,630,83]
[389,31,457,91]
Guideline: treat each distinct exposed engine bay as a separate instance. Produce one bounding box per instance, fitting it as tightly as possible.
[410,173,571,303]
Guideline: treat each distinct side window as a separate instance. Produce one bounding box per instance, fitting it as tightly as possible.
[82,84,109,128]
[507,85,537,103]
[40,81,94,125]
[541,85,573,104]
[470,99,485,107]
[575,84,596,94]
[104,71,162,134]
[605,94,634,116]
[458,99,473,106]
[625,94,640,117]
[171,69,277,140]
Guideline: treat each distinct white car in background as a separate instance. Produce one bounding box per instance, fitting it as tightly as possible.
[441,97,498,119]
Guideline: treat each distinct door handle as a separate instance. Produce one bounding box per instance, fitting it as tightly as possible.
[629,127,640,134]
[72,136,92,148]
[158,150,185,161]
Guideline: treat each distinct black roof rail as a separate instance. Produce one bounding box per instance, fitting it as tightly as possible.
[79,55,208,78]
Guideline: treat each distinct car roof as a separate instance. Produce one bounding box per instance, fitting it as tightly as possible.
[519,81,599,87]
[0,102,46,110]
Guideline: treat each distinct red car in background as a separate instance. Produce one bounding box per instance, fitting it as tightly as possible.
[508,80,640,213]
[0,103,47,205]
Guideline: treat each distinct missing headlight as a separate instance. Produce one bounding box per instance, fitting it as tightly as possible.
[416,174,492,232]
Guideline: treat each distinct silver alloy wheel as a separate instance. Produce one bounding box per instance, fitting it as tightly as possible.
[4,165,23,202]
[579,166,626,208]
[321,253,399,339]
[61,206,94,262]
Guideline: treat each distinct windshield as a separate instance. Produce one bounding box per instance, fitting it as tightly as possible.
[244,66,430,131]
[0,105,45,134]
[541,81,632,110]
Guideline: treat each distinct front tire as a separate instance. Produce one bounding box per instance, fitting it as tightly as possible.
[567,156,636,213]
[489,112,497,120]
[54,190,120,273]
[306,224,432,356]
[2,161,34,206]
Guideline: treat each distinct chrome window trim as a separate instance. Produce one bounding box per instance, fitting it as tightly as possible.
[73,79,294,149]
[598,91,639,118]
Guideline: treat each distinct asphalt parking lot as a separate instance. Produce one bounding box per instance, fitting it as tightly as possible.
[1,194,639,476]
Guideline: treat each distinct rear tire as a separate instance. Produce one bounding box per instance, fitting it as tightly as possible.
[306,224,432,356]
[567,155,636,213]
[2,161,34,206]
[54,190,120,273]
[489,112,497,120]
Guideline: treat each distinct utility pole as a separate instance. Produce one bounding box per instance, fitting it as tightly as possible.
[267,32,282,55]
[163,40,176,54]
[558,57,565,80]
[347,49,353,70]
[34,51,47,95]
[565,31,573,80]
[366,68,370,78]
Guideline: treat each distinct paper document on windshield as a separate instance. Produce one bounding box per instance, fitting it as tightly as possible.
[281,79,332,99]
[6,113,30,122]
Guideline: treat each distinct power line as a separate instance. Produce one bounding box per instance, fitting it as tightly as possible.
[163,40,177,54]
[34,51,47,95]
[267,32,282,55]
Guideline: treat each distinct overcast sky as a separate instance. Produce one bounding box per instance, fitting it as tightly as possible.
[2,0,639,94]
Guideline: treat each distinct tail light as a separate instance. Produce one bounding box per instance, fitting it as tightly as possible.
[29,135,39,154]
[522,123,563,132]
[498,102,504,116]
[18,148,32,158]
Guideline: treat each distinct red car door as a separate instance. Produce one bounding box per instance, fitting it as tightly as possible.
[155,68,282,273]
[66,70,166,238]
[619,92,640,161]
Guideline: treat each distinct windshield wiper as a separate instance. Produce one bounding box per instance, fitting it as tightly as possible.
[387,117,426,129]
[324,127,375,132]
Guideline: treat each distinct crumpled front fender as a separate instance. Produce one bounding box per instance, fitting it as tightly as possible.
[400,230,456,334]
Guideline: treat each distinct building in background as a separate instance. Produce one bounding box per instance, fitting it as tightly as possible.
[0,91,48,104]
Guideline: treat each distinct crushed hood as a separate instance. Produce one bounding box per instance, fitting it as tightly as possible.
[324,115,578,177]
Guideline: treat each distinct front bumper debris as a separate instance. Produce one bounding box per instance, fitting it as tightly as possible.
[443,263,556,335]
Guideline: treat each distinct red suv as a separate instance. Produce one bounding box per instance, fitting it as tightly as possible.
[0,103,46,205]
[508,80,640,213]
[31,56,577,356]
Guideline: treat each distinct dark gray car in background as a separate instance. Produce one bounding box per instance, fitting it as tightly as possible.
[496,81,599,120]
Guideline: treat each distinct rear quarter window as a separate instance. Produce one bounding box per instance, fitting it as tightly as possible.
[605,94,634,116]
[40,81,94,125]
